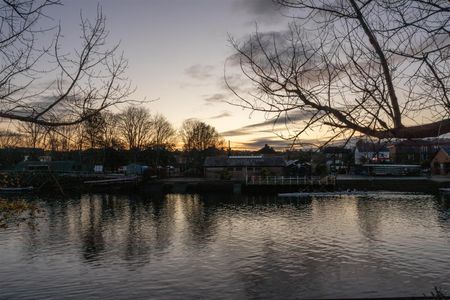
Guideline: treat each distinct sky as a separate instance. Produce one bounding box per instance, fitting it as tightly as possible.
[42,0,295,150]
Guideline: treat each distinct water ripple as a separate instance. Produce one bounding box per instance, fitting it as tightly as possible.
[1,193,449,299]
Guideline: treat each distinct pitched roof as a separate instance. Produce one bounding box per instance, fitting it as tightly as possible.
[441,147,450,156]
[322,146,352,154]
[394,139,450,147]
[204,156,286,167]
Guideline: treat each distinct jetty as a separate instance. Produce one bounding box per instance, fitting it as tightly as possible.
[243,176,336,194]
[246,175,336,186]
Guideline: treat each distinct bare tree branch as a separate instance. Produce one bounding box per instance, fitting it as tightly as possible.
[0,1,135,127]
[227,0,450,142]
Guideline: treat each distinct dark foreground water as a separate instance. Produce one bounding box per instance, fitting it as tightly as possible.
[1,192,450,299]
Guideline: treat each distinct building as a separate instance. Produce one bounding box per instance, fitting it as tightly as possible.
[15,160,80,173]
[321,147,352,174]
[430,148,450,175]
[389,139,450,164]
[285,160,312,177]
[203,155,286,180]
[125,163,149,175]
[354,140,390,165]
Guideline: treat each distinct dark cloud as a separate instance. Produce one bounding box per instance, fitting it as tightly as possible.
[209,111,232,120]
[220,110,315,136]
[225,30,288,68]
[33,95,59,108]
[239,136,323,150]
[232,0,284,24]
[203,93,228,105]
[240,138,290,150]
[184,64,215,80]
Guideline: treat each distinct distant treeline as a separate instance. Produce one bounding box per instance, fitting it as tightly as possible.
[0,106,225,152]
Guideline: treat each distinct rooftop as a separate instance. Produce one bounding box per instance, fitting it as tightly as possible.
[204,156,286,167]
[355,141,389,152]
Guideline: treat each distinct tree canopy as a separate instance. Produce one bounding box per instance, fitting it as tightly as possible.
[0,0,133,127]
[180,120,223,152]
[228,0,449,144]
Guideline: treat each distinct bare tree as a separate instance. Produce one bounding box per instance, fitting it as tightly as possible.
[0,130,22,148]
[227,0,449,144]
[17,121,46,148]
[0,1,133,127]
[43,127,61,152]
[117,106,152,150]
[151,114,176,149]
[180,119,223,151]
[82,111,106,149]
[56,124,79,151]
[100,111,122,149]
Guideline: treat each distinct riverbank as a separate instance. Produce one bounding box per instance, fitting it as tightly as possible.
[2,172,450,195]
[142,176,450,194]
[336,175,450,193]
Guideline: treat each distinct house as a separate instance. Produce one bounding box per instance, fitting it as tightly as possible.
[389,139,450,164]
[321,147,352,174]
[203,155,285,180]
[285,160,312,177]
[0,147,45,170]
[430,147,450,175]
[256,144,277,155]
[354,140,390,165]
[125,163,148,175]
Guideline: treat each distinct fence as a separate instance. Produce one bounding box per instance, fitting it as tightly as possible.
[245,176,336,186]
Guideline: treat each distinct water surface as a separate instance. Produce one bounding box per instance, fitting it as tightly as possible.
[1,192,449,299]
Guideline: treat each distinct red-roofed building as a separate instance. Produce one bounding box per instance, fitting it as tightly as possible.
[430,147,450,175]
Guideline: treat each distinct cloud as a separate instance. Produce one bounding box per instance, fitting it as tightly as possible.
[236,135,323,150]
[203,93,228,105]
[184,64,215,80]
[226,30,288,67]
[209,111,232,120]
[182,117,199,124]
[232,0,285,24]
[220,110,315,137]
[240,138,290,150]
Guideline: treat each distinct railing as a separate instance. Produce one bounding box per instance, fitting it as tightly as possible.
[245,176,336,185]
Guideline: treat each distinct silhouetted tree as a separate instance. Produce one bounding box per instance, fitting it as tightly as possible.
[228,0,449,144]
[83,111,106,149]
[180,120,223,152]
[117,106,152,150]
[0,1,133,126]
[151,114,176,149]
[100,112,122,149]
[180,120,224,175]
[17,122,45,149]
[0,130,22,148]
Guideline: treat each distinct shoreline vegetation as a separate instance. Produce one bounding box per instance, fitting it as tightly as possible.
[0,198,41,229]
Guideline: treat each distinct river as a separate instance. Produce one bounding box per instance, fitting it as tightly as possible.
[1,192,449,299]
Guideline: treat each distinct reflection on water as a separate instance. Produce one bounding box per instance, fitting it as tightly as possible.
[0,193,450,299]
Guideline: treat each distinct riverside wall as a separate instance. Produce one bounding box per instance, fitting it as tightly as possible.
[143,176,450,194]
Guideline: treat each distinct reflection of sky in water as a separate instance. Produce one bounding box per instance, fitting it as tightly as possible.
[0,193,449,299]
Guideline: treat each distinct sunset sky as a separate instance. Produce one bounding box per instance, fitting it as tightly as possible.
[42,0,300,150]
